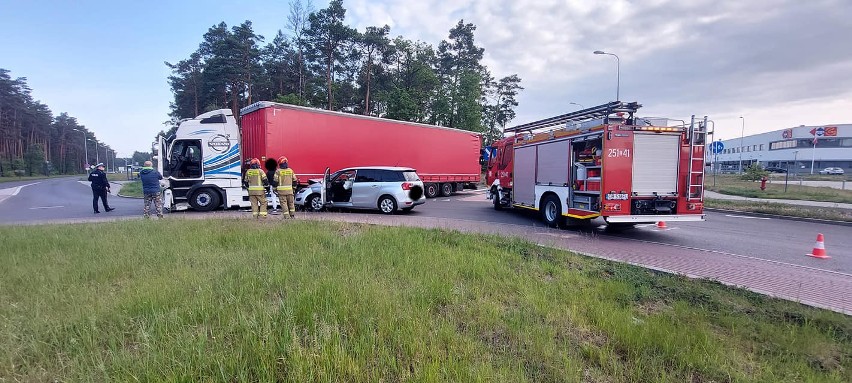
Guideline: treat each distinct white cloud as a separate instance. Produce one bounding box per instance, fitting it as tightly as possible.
[345,0,852,137]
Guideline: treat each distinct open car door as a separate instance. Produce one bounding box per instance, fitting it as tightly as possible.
[320,167,330,206]
[153,135,173,212]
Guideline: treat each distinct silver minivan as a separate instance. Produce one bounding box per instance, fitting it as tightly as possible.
[295,166,426,214]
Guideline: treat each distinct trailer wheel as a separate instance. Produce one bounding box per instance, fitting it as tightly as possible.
[440,183,453,197]
[378,196,397,214]
[425,183,439,198]
[188,188,221,212]
[306,194,324,212]
[456,182,465,192]
[541,195,564,228]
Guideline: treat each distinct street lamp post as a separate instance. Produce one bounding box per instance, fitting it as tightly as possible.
[738,116,745,173]
[593,51,620,101]
[785,150,798,193]
[73,129,88,170]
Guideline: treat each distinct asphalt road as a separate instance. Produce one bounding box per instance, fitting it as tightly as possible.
[0,176,142,222]
[2,178,850,275]
[424,191,852,275]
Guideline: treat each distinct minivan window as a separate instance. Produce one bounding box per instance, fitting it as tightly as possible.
[402,171,420,181]
[355,169,379,182]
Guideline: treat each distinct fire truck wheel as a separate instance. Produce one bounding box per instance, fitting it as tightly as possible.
[425,183,439,198]
[541,195,564,228]
[440,183,454,197]
[492,187,503,210]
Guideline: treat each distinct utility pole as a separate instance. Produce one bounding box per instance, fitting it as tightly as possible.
[738,116,745,173]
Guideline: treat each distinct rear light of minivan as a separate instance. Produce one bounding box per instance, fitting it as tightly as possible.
[402,182,413,190]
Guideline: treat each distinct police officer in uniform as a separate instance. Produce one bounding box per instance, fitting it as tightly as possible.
[243,158,268,218]
[273,156,298,218]
[88,162,114,214]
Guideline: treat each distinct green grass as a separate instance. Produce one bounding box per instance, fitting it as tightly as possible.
[704,198,852,222]
[117,180,144,198]
[1,220,850,382]
[707,175,852,203]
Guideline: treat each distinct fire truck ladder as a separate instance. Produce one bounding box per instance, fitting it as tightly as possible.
[687,115,708,201]
[505,101,642,133]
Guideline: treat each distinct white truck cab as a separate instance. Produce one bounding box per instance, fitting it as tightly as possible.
[154,109,247,211]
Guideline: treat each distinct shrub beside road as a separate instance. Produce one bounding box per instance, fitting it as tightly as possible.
[1,220,849,382]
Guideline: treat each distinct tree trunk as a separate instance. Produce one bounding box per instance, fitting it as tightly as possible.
[364,58,372,115]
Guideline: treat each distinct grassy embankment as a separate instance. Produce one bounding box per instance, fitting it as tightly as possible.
[117,180,144,198]
[1,220,850,382]
[705,175,852,221]
[706,175,852,203]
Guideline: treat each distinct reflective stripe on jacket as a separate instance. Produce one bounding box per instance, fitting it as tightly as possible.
[275,168,297,192]
[244,169,267,191]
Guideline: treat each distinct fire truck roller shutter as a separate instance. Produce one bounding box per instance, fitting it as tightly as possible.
[632,133,680,196]
[513,145,537,206]
[535,140,570,186]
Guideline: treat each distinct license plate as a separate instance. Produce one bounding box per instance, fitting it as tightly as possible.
[606,193,629,200]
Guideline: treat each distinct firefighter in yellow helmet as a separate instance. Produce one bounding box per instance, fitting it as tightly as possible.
[273,156,298,218]
[243,158,269,218]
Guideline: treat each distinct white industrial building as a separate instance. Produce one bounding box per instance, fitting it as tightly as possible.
[710,124,852,174]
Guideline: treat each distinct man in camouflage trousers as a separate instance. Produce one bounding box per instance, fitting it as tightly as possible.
[139,161,164,218]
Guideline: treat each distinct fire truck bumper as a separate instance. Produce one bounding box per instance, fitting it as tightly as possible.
[604,214,705,223]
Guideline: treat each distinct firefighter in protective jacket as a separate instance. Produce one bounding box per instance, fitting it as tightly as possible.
[243,158,269,217]
[273,156,298,218]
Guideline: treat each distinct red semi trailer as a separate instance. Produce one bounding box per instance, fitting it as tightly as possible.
[154,102,481,211]
[240,102,481,197]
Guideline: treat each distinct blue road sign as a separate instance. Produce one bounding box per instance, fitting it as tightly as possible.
[709,141,724,154]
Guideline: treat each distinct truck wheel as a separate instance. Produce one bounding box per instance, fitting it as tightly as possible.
[425,183,439,198]
[440,183,453,197]
[541,195,564,228]
[378,196,397,214]
[306,194,324,212]
[492,187,503,211]
[456,182,465,192]
[189,188,221,212]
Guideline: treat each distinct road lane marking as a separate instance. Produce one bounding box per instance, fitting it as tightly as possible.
[725,214,771,220]
[29,206,65,210]
[0,182,42,204]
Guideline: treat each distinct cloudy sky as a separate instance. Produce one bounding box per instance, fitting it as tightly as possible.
[2,0,851,156]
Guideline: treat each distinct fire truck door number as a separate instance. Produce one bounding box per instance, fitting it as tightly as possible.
[608,149,631,158]
[606,193,629,200]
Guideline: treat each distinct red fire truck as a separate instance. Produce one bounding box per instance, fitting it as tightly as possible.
[486,101,707,227]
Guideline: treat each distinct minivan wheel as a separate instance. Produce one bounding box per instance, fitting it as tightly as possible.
[378,196,397,214]
[306,194,324,212]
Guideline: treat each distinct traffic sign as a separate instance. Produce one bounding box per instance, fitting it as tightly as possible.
[709,141,724,154]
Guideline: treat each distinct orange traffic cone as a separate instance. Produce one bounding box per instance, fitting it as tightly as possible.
[656,221,667,229]
[807,233,830,259]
